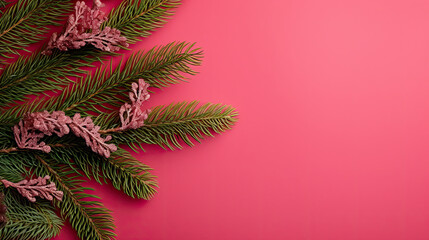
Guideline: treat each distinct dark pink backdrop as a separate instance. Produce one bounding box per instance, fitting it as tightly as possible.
[48,0,429,239]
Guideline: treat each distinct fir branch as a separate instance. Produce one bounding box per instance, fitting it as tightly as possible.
[0,148,17,153]
[0,48,106,111]
[2,101,238,152]
[50,147,158,199]
[0,189,63,240]
[0,42,202,122]
[105,0,181,43]
[112,101,238,150]
[0,1,238,239]
[0,0,73,66]
[0,152,29,183]
[32,155,116,240]
[0,0,181,111]
[62,42,202,114]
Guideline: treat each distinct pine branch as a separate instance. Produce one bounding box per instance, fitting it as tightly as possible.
[0,0,181,109]
[0,47,107,111]
[0,0,73,66]
[0,189,63,240]
[0,152,29,183]
[0,42,203,123]
[112,101,238,150]
[31,155,116,240]
[62,42,201,114]
[105,0,181,43]
[0,102,237,154]
[50,147,158,199]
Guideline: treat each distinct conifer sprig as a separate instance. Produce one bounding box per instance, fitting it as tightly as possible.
[32,155,116,240]
[113,101,238,150]
[50,147,158,200]
[0,0,73,66]
[0,190,63,240]
[0,1,238,239]
[0,0,181,109]
[60,42,202,114]
[0,41,202,122]
[105,0,181,43]
[0,49,104,110]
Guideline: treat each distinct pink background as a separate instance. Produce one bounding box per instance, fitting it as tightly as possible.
[48,0,429,239]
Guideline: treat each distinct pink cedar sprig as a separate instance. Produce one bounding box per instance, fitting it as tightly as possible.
[42,0,128,55]
[0,176,63,203]
[119,79,152,130]
[69,113,117,158]
[14,111,72,153]
[12,80,151,156]
[13,111,117,158]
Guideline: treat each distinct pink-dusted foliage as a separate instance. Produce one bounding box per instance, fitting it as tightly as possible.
[42,0,128,55]
[13,111,117,158]
[26,111,72,137]
[14,111,72,153]
[69,113,117,158]
[1,176,63,203]
[14,120,51,153]
[119,79,151,131]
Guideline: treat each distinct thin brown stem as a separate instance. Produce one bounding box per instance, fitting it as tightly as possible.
[98,127,122,134]
[0,143,70,154]
[99,115,235,134]
[0,15,26,39]
[0,147,18,153]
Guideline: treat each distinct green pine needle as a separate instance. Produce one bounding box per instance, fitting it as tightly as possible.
[113,101,239,151]
[0,47,108,112]
[61,41,202,115]
[0,1,8,12]
[0,42,203,122]
[49,146,158,200]
[0,153,28,183]
[31,155,116,240]
[105,0,181,43]
[0,0,73,66]
[0,189,63,240]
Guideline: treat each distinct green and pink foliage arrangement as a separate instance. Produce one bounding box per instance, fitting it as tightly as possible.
[0,0,237,239]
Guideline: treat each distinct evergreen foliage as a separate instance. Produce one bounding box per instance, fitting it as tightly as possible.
[0,0,180,110]
[114,102,238,150]
[0,189,63,240]
[105,0,181,43]
[0,0,237,239]
[31,155,116,240]
[0,48,100,111]
[0,0,73,66]
[0,1,8,13]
